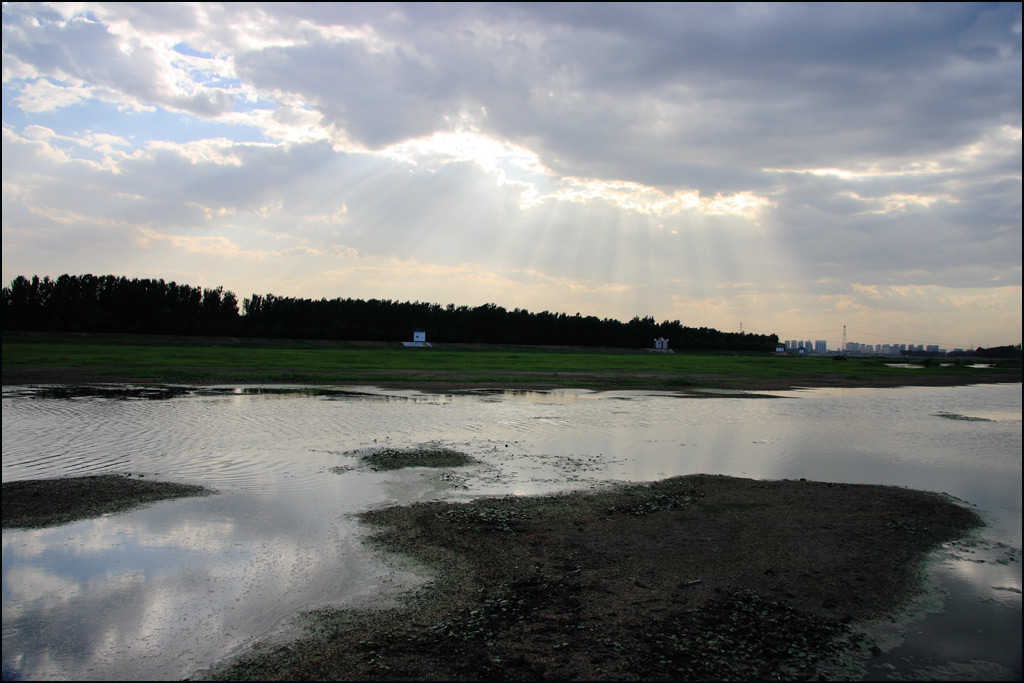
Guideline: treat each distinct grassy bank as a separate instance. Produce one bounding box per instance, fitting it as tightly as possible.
[206,475,982,681]
[3,333,1020,390]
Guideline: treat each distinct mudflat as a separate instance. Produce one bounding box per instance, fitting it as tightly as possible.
[2,474,213,529]
[206,474,981,681]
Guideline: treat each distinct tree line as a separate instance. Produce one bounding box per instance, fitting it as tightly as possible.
[3,274,778,350]
[947,344,1023,359]
[3,275,239,336]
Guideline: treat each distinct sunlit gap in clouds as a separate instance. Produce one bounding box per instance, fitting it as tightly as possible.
[370,127,791,320]
[257,149,399,293]
[661,206,803,334]
[672,215,746,327]
[527,182,784,324]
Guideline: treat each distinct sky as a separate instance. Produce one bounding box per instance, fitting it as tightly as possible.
[2,2,1021,350]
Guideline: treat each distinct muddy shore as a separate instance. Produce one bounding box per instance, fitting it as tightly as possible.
[2,474,214,529]
[3,366,1022,392]
[203,475,981,681]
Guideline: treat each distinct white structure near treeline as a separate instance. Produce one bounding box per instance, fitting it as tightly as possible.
[402,328,432,348]
[648,337,674,353]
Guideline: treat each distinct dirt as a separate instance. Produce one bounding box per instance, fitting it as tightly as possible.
[203,475,982,681]
[2,474,214,529]
[4,367,1021,395]
[351,446,479,472]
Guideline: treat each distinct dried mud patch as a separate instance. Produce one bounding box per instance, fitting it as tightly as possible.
[2,474,214,529]
[935,412,994,422]
[206,475,982,681]
[337,445,479,472]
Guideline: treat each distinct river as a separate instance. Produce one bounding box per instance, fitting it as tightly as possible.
[2,382,1021,680]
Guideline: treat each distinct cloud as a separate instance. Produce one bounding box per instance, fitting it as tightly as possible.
[3,3,235,117]
[2,2,1020,347]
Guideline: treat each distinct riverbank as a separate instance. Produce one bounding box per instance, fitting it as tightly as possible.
[205,475,982,681]
[3,332,1020,391]
[2,474,214,529]
[4,365,1020,394]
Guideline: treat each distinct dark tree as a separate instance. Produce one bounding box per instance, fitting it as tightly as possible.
[5,273,779,350]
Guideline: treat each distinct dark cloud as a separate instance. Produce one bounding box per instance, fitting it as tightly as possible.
[236,41,462,148]
[765,170,1022,287]
[7,3,1018,186]
[229,2,1021,188]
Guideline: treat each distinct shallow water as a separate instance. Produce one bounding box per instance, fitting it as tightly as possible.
[2,383,1021,680]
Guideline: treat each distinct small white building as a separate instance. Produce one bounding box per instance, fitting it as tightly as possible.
[648,337,674,353]
[402,328,432,348]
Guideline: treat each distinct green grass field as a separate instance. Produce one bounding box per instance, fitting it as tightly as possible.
[2,333,1019,389]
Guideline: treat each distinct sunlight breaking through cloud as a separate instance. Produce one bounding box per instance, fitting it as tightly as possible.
[382,131,775,220]
[1,2,1019,347]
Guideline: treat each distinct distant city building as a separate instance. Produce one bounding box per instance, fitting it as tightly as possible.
[782,337,960,356]
[838,340,948,356]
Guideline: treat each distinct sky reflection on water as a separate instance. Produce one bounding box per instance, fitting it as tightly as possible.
[2,383,1021,680]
